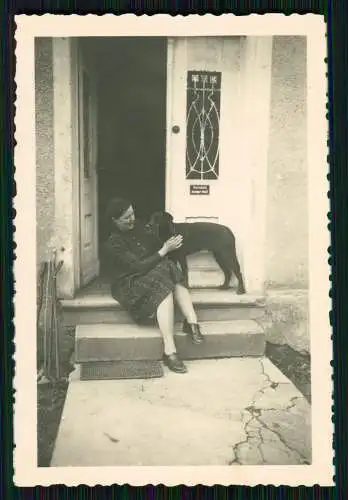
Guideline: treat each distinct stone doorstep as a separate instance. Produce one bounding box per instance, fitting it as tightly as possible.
[62,290,266,327]
[61,290,266,309]
[62,305,265,327]
[188,269,237,288]
[75,320,266,362]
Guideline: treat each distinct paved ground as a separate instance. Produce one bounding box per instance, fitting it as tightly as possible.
[51,357,311,466]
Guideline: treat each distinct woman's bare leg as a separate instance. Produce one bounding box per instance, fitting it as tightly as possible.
[174,284,198,323]
[156,293,176,355]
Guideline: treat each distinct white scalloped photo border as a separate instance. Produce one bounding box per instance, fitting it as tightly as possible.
[13,13,331,487]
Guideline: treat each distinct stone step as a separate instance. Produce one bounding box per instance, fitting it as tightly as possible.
[75,320,266,364]
[188,269,235,288]
[62,289,266,327]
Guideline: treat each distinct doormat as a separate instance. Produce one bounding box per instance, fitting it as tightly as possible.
[80,360,164,380]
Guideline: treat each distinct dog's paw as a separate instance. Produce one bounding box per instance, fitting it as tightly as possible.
[218,284,230,290]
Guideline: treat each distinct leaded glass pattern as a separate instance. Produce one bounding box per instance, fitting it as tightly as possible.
[186,71,221,180]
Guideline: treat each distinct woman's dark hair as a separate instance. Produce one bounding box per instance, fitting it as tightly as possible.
[105,197,132,223]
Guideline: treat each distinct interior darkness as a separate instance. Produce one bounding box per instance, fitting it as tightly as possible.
[80,37,167,265]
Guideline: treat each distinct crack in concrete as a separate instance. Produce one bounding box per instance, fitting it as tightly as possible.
[230,360,309,465]
[229,360,273,464]
[231,404,309,465]
[228,407,264,465]
[286,396,301,412]
[246,359,275,408]
[229,407,267,465]
[260,358,280,390]
[255,412,309,464]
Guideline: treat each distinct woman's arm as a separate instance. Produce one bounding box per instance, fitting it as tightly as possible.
[105,237,164,275]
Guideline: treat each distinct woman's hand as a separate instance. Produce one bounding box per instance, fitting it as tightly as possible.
[158,235,183,257]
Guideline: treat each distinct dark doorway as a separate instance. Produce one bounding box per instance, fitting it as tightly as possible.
[81,37,167,271]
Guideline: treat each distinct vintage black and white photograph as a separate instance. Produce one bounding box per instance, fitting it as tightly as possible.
[14,14,332,486]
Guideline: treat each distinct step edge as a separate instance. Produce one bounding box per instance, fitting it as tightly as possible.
[76,353,266,363]
[76,330,266,339]
[76,318,264,331]
[62,298,266,310]
[75,341,267,363]
[75,327,266,341]
[75,319,264,326]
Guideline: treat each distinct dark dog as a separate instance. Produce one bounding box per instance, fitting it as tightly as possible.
[148,211,246,294]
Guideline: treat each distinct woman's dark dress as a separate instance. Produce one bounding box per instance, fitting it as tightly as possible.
[105,221,184,324]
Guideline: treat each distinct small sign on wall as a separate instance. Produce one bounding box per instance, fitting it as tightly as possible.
[190,184,210,195]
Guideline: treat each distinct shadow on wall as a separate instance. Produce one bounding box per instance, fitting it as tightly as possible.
[257,289,309,354]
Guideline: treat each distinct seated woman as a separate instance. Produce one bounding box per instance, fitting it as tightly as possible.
[104,197,204,374]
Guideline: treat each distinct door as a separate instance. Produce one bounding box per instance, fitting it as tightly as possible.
[166,37,248,288]
[78,54,99,286]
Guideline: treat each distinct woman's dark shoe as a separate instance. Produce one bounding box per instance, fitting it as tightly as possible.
[163,353,187,374]
[183,319,204,344]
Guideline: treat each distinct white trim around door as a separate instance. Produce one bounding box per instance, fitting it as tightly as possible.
[164,36,273,295]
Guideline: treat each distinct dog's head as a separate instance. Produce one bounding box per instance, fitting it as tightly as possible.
[147,211,176,242]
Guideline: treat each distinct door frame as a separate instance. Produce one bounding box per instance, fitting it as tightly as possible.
[52,37,82,299]
[77,47,100,286]
[71,38,100,293]
[239,36,273,294]
[165,36,273,295]
[71,39,81,291]
[165,37,175,214]
[70,36,272,295]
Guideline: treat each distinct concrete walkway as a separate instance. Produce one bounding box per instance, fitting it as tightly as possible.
[51,358,311,466]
